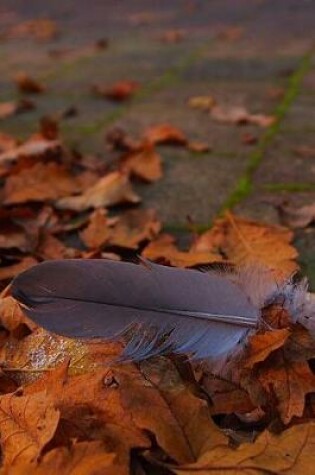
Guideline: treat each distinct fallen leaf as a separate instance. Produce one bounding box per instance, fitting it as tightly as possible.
[3,162,82,205]
[174,422,315,474]
[193,212,298,278]
[36,232,79,260]
[159,29,186,43]
[244,329,291,369]
[255,355,315,424]
[241,132,258,145]
[201,374,255,415]
[0,133,17,154]
[277,202,315,229]
[143,124,187,145]
[0,99,34,120]
[210,105,275,127]
[142,234,222,267]
[56,171,141,211]
[217,26,244,41]
[9,441,116,475]
[80,209,113,249]
[108,209,161,249]
[121,143,162,182]
[7,19,58,41]
[92,80,139,101]
[0,391,59,467]
[294,145,315,158]
[188,95,216,112]
[187,141,211,153]
[15,73,46,94]
[0,296,31,332]
[0,136,60,165]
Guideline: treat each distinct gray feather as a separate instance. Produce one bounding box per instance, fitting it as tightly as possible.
[11,259,261,361]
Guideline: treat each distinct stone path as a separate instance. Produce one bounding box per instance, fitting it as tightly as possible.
[0,0,314,284]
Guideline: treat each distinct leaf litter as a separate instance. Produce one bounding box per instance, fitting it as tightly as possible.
[0,44,313,475]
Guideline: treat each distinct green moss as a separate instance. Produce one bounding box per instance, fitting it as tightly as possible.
[220,51,313,212]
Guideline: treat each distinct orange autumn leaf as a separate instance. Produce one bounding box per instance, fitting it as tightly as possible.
[210,104,275,127]
[121,143,163,182]
[56,171,141,211]
[174,423,315,474]
[142,233,222,267]
[8,441,116,475]
[193,212,298,278]
[93,80,140,101]
[244,329,291,369]
[3,162,81,205]
[0,257,37,282]
[15,73,46,94]
[0,391,59,467]
[143,123,187,145]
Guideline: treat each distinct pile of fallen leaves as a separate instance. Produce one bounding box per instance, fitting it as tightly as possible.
[0,116,314,474]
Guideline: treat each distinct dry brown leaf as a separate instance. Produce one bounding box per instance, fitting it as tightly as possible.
[142,234,222,268]
[278,202,315,229]
[0,99,34,120]
[56,171,141,211]
[3,162,82,205]
[245,352,315,424]
[0,133,17,154]
[0,137,60,165]
[174,422,315,474]
[36,233,79,260]
[210,104,275,127]
[187,141,211,153]
[0,391,59,467]
[143,124,187,145]
[80,209,113,249]
[0,296,32,332]
[217,26,244,41]
[8,441,116,475]
[193,212,298,278]
[188,95,216,112]
[159,29,186,43]
[244,329,291,369]
[108,209,161,249]
[121,143,162,182]
[15,73,46,94]
[7,19,58,41]
[0,257,37,282]
[138,358,227,461]
[201,374,255,415]
[93,80,140,101]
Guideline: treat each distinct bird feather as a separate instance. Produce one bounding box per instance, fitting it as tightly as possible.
[11,258,311,362]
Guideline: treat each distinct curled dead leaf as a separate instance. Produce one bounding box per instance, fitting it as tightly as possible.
[56,171,141,211]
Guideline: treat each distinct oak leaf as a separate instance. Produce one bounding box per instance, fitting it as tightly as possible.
[0,391,59,467]
[3,162,81,205]
[193,212,298,278]
[56,172,141,211]
[0,137,60,165]
[7,441,116,475]
[173,422,315,474]
[244,329,291,369]
[80,209,113,249]
[142,234,222,267]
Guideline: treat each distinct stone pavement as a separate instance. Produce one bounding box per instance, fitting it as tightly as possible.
[0,0,314,284]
